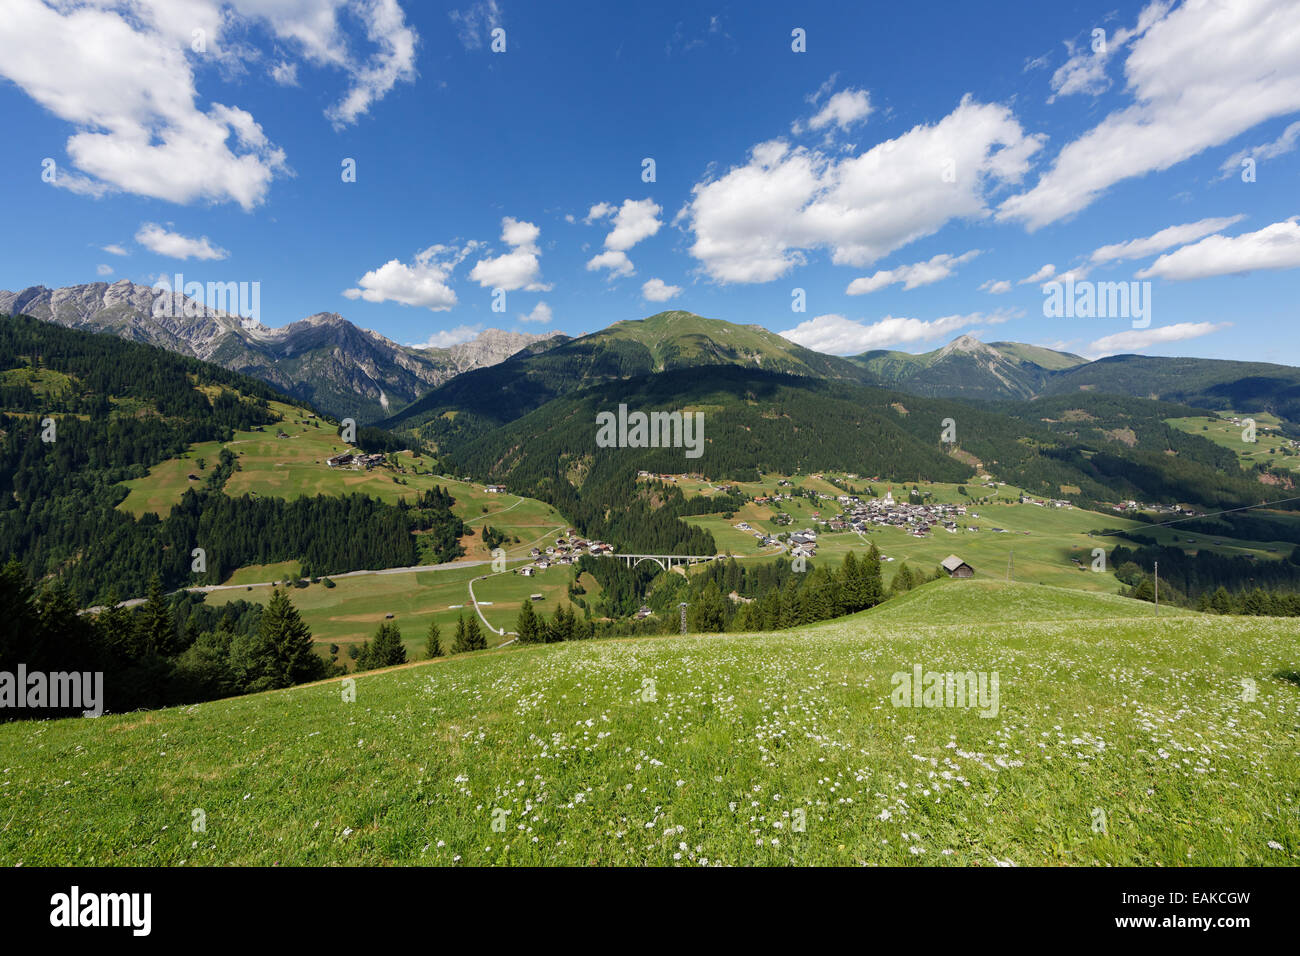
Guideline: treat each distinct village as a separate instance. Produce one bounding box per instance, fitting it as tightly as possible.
[516,530,614,577]
[325,450,387,469]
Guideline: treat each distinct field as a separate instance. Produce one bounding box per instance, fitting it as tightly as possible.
[201,561,579,658]
[1167,412,1300,473]
[1,579,1294,866]
[686,487,1295,592]
[115,398,571,570]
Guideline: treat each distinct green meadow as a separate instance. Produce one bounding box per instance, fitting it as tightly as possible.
[1167,412,1300,473]
[1,580,1295,867]
[201,561,579,657]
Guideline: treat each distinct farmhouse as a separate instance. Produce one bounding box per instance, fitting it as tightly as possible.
[485,484,506,493]
[326,453,354,468]
[941,555,973,578]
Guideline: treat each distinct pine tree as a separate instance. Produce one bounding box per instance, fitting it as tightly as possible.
[452,614,469,654]
[840,551,867,612]
[426,620,444,658]
[515,600,542,644]
[136,574,175,657]
[689,581,727,633]
[260,588,321,687]
[365,621,406,668]
[892,562,916,595]
[862,544,884,608]
[464,613,486,651]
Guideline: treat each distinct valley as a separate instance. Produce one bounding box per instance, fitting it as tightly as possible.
[1,304,1298,870]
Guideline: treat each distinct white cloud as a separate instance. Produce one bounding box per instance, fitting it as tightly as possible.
[96,264,113,276]
[0,1,417,208]
[1089,322,1230,354]
[135,223,229,261]
[794,88,871,135]
[469,218,549,291]
[411,323,483,349]
[846,250,979,295]
[322,0,418,129]
[642,278,682,302]
[1047,4,1171,102]
[1018,264,1057,285]
[585,199,662,276]
[979,279,1012,294]
[270,61,299,86]
[1090,215,1247,263]
[102,244,128,256]
[1217,120,1300,180]
[779,310,1012,355]
[682,96,1043,283]
[448,1,502,51]
[520,302,552,324]
[1135,218,1300,280]
[585,250,634,277]
[1001,0,1300,229]
[599,199,663,251]
[344,241,478,310]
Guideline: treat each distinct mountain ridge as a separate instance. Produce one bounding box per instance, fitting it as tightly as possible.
[0,281,552,423]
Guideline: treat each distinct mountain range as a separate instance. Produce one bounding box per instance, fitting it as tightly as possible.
[0,281,552,423]
[4,284,1300,436]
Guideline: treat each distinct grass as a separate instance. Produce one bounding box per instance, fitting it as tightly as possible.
[688,492,1297,592]
[115,398,571,571]
[1167,412,1300,473]
[201,562,576,658]
[1,579,1295,867]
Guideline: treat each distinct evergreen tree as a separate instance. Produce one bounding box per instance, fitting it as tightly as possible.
[515,600,542,644]
[862,544,884,608]
[136,574,176,657]
[690,581,727,633]
[361,621,406,669]
[426,620,444,658]
[260,588,322,687]
[840,551,867,612]
[464,613,487,651]
[892,562,916,595]
[452,614,469,654]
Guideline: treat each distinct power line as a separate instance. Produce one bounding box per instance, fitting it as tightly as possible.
[1091,494,1300,537]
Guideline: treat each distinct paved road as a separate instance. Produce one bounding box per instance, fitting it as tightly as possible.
[81,556,511,613]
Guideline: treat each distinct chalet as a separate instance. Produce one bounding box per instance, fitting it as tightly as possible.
[529,593,544,602]
[519,566,535,577]
[485,484,506,494]
[359,453,385,468]
[327,453,355,468]
[940,555,974,578]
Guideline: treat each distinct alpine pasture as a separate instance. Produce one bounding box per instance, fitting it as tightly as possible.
[2,580,1295,867]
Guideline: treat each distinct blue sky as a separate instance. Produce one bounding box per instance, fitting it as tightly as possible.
[1,0,1298,362]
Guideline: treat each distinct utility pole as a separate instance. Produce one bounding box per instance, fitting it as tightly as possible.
[1154,560,1159,616]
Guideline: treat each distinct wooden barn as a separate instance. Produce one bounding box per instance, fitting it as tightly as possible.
[941,554,974,578]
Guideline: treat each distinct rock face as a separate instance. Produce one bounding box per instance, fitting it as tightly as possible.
[0,281,553,422]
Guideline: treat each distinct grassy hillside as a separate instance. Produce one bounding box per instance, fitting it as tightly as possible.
[1,579,1293,867]
[379,311,875,448]
[1044,354,1300,426]
[849,336,1083,401]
